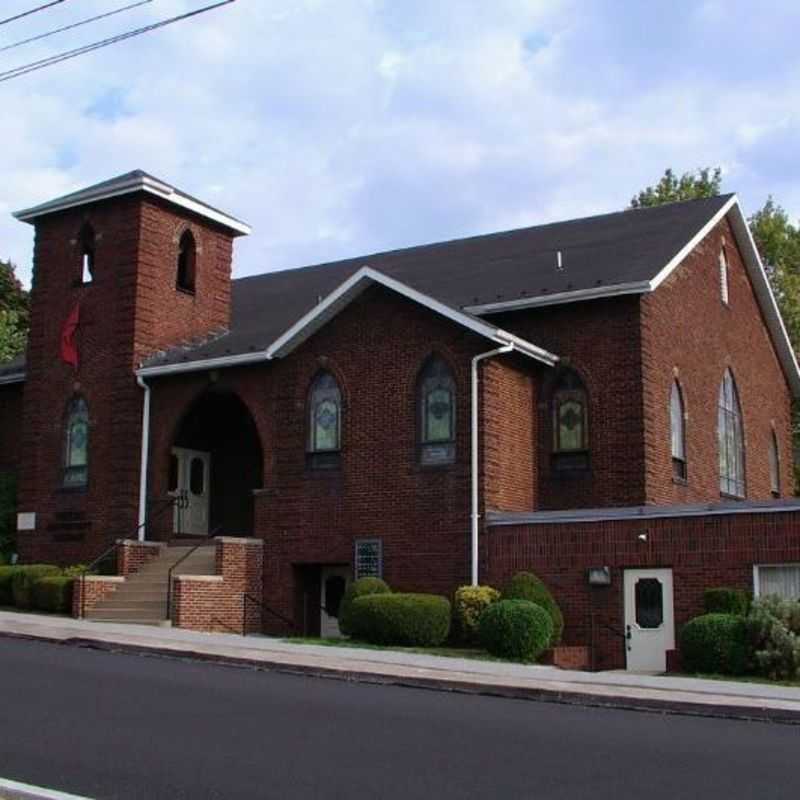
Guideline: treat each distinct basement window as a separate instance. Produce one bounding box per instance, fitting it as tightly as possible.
[354,538,383,580]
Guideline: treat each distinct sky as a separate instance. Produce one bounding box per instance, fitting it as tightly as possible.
[2,0,800,288]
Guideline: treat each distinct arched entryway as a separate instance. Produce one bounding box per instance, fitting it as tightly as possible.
[170,391,263,538]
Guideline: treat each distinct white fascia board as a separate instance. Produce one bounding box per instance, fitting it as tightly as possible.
[14,176,251,236]
[136,350,269,378]
[266,266,558,366]
[726,199,800,397]
[648,195,738,290]
[0,372,25,385]
[463,280,651,315]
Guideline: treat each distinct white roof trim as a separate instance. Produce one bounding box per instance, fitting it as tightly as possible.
[136,266,559,377]
[14,174,251,236]
[265,266,558,365]
[0,372,25,386]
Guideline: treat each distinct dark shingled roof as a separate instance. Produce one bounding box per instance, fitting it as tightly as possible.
[0,193,733,375]
[143,193,733,368]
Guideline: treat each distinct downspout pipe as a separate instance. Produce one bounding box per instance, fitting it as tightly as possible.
[471,342,514,586]
[136,374,151,542]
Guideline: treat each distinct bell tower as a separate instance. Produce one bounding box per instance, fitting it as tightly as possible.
[12,171,250,562]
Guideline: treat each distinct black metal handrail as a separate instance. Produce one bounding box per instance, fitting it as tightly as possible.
[242,592,294,636]
[77,493,189,619]
[165,526,223,622]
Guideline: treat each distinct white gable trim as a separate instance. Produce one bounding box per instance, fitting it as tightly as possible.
[136,267,558,377]
[266,266,558,365]
[14,174,251,235]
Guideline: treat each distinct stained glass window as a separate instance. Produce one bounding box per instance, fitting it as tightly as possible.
[670,381,687,480]
[418,357,455,464]
[718,369,745,497]
[553,371,588,452]
[64,397,89,488]
[308,371,341,454]
[355,539,383,579]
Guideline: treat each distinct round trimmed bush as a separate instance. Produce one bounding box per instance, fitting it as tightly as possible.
[504,572,563,646]
[349,593,451,647]
[704,588,750,616]
[453,585,501,644]
[11,565,61,609]
[479,599,553,662]
[338,577,391,637]
[31,576,74,614]
[680,613,749,675]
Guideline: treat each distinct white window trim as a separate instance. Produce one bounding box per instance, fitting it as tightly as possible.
[753,563,800,598]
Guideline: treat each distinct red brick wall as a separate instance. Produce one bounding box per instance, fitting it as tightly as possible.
[487,510,800,669]
[15,194,238,565]
[0,382,23,474]
[118,539,163,576]
[491,296,647,509]
[72,575,123,617]
[482,357,537,512]
[641,216,794,503]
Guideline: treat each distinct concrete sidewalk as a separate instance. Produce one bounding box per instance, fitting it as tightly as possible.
[2,611,799,724]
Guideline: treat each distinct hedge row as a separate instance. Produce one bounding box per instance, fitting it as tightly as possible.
[0,564,77,614]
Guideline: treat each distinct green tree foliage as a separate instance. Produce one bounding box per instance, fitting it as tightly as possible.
[0,260,28,361]
[630,167,722,209]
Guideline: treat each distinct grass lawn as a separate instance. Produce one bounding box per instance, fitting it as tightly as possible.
[282,636,507,663]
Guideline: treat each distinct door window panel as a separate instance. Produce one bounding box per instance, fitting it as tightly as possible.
[190,457,205,495]
[635,578,664,629]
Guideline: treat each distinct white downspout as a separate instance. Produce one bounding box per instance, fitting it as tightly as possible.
[136,374,151,542]
[471,343,514,586]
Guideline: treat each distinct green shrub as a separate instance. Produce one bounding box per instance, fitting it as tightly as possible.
[11,565,61,609]
[479,599,553,662]
[0,565,19,606]
[31,576,74,614]
[453,585,501,644]
[504,571,563,646]
[63,564,91,578]
[349,593,451,647]
[704,588,750,616]
[338,577,391,637]
[746,597,800,680]
[680,613,749,675]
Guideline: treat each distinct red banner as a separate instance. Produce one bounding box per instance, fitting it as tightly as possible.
[60,303,80,370]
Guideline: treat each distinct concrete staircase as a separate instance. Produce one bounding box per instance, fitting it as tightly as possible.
[85,545,216,626]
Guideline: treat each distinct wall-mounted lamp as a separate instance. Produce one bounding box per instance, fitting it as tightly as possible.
[587,566,611,586]
[638,533,648,542]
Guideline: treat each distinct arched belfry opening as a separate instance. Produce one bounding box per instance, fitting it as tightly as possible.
[169,391,263,538]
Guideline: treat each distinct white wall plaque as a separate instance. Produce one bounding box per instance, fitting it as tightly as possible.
[17,513,36,531]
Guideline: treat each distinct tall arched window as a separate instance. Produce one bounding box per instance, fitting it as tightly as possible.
[769,428,781,497]
[176,230,196,293]
[719,247,729,305]
[670,381,687,480]
[418,356,456,465]
[552,369,589,470]
[79,223,95,284]
[307,371,341,468]
[64,396,89,488]
[718,369,745,497]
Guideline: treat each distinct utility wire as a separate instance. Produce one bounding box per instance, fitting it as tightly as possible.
[0,0,237,83]
[1,1,154,54]
[0,1,72,28]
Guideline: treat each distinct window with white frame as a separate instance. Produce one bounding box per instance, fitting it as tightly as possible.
[670,380,686,480]
[718,368,745,497]
[719,248,729,305]
[755,565,800,601]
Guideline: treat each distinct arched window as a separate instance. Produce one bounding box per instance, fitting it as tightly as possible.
[64,396,89,487]
[176,230,196,293]
[718,369,745,497]
[552,369,589,470]
[307,371,341,467]
[670,381,687,480]
[719,248,729,305]
[769,428,781,497]
[79,224,95,284]
[418,356,456,465]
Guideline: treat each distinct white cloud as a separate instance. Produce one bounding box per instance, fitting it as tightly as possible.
[3,0,800,288]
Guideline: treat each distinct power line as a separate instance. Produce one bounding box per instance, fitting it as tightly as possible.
[0,0,237,83]
[0,1,72,27]
[1,1,154,54]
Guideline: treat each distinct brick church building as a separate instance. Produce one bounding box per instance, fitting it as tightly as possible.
[1,170,799,670]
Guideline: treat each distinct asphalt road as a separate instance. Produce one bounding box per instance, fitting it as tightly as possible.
[1,638,799,800]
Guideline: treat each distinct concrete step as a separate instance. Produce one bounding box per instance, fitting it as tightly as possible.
[94,598,167,610]
[86,617,170,627]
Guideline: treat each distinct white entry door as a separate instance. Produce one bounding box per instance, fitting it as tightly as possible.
[320,567,351,638]
[171,447,211,536]
[624,568,675,672]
